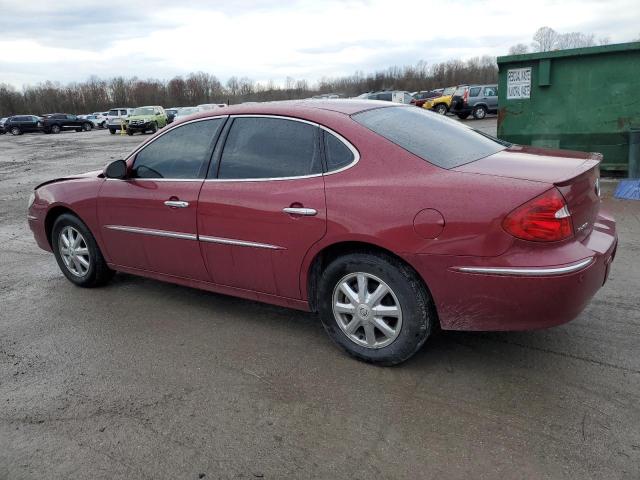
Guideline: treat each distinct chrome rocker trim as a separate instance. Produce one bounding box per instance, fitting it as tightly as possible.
[454,257,594,277]
[198,235,283,250]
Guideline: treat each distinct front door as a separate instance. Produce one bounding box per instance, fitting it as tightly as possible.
[198,116,327,298]
[97,117,226,280]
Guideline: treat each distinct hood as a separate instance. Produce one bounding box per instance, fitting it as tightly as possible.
[453,145,601,184]
[35,170,103,190]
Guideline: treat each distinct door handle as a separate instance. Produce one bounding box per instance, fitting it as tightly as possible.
[164,200,189,208]
[283,207,317,216]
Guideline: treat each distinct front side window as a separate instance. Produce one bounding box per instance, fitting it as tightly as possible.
[132,119,224,179]
[108,109,118,116]
[216,117,320,179]
[352,106,507,169]
[483,86,498,96]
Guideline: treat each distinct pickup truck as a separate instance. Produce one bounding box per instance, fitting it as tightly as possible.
[42,113,93,134]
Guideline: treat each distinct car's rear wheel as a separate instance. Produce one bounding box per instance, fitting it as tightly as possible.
[10,126,21,135]
[435,104,447,115]
[51,213,114,288]
[318,252,434,365]
[109,129,116,134]
[51,124,61,134]
[473,105,487,119]
[82,122,92,131]
[127,128,134,136]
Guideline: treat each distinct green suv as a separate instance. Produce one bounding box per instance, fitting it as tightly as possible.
[126,106,168,135]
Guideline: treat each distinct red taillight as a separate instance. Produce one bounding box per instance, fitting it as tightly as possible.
[502,188,573,242]
[463,89,469,104]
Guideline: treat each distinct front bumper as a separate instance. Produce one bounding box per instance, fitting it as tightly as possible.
[127,121,152,131]
[409,210,618,331]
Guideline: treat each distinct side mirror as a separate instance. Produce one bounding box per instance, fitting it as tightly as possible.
[104,159,128,179]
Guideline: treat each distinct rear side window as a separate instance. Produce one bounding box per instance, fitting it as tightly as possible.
[324,132,355,171]
[376,92,392,101]
[133,119,224,179]
[469,87,482,97]
[352,106,507,169]
[217,117,321,179]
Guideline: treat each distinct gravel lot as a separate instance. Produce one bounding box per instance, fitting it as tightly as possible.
[1,121,639,480]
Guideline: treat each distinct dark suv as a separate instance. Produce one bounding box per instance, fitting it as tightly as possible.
[4,115,43,135]
[449,84,498,119]
[42,113,93,134]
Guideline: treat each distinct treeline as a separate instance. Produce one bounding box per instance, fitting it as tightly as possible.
[0,56,497,116]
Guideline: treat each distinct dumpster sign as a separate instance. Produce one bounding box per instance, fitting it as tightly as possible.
[507,68,531,99]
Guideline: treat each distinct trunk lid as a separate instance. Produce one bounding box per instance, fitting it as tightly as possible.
[454,145,602,241]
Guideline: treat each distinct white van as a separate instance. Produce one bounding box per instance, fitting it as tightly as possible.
[107,108,134,134]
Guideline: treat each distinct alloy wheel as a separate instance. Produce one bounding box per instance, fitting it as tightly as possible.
[332,272,403,349]
[58,226,91,277]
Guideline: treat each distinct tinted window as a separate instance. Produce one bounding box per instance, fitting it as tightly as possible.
[217,117,320,179]
[108,109,118,116]
[133,119,223,179]
[469,87,482,97]
[483,86,498,96]
[352,106,508,169]
[376,92,392,101]
[324,132,355,171]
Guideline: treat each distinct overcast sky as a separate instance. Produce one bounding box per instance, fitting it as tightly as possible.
[0,0,638,89]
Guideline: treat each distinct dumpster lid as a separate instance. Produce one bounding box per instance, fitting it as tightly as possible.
[498,41,640,65]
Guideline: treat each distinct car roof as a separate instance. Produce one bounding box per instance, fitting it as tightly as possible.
[186,99,397,120]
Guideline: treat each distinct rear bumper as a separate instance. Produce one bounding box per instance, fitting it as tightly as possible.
[409,211,618,331]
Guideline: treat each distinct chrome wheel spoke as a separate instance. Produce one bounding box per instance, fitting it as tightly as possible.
[367,283,388,307]
[335,302,356,315]
[372,305,400,317]
[76,255,90,269]
[339,282,359,305]
[356,274,367,302]
[363,323,376,347]
[75,247,89,256]
[344,317,361,334]
[373,318,396,338]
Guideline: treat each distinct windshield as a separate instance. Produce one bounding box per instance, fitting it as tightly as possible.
[352,106,508,169]
[443,86,457,95]
[132,107,155,116]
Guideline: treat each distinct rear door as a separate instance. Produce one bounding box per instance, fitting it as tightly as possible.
[483,85,498,110]
[97,117,226,279]
[197,115,327,298]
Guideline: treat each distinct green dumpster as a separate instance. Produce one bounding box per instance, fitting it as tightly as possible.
[497,42,640,173]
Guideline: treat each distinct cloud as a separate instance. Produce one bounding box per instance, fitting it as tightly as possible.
[0,0,638,88]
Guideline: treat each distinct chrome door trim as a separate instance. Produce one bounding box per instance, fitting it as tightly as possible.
[282,207,317,216]
[453,257,594,277]
[199,235,284,250]
[203,114,360,182]
[104,225,197,241]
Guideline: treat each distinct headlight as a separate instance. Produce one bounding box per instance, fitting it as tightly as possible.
[28,192,35,208]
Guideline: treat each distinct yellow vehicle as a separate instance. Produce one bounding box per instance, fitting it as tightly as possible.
[422,85,464,115]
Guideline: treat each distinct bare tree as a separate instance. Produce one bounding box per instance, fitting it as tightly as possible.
[508,43,529,55]
[532,26,559,52]
[555,32,596,49]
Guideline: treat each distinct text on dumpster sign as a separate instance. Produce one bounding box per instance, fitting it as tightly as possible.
[507,68,531,99]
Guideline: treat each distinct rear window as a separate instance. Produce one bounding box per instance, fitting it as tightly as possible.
[469,87,482,97]
[454,87,466,96]
[352,106,508,169]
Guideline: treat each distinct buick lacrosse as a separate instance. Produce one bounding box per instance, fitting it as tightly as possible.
[28,100,617,365]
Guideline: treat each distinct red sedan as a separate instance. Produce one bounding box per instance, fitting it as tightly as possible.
[28,100,617,365]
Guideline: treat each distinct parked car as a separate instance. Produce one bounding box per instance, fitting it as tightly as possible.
[91,112,108,128]
[107,108,134,134]
[173,106,201,121]
[449,84,499,119]
[165,108,181,124]
[4,115,44,135]
[357,91,414,104]
[42,113,93,134]
[410,90,443,108]
[27,101,616,366]
[80,114,106,128]
[125,106,168,135]
[196,103,227,111]
[0,117,7,134]
[422,86,464,114]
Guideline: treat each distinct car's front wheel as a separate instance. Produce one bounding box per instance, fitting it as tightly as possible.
[10,126,21,135]
[109,128,116,135]
[318,252,434,366]
[51,213,114,288]
[83,122,92,131]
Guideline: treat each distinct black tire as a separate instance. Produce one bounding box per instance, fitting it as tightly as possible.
[435,104,448,115]
[473,105,487,119]
[75,128,82,132]
[51,213,114,288]
[318,252,434,366]
[109,129,116,135]
[149,122,157,134]
[457,112,470,119]
[127,129,134,136]
[10,126,21,135]
[82,122,92,131]
[51,124,61,134]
